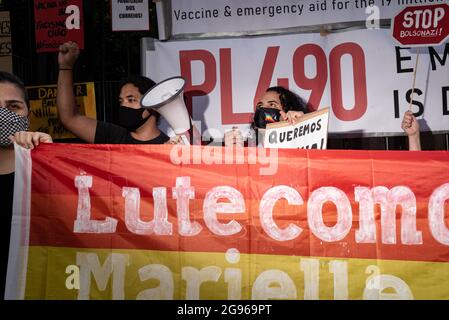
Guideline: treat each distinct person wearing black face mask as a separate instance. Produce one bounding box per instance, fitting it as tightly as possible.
[56,41,169,144]
[93,76,169,144]
[252,106,282,129]
[225,86,309,147]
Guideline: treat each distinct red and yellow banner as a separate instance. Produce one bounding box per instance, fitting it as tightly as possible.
[7,144,449,300]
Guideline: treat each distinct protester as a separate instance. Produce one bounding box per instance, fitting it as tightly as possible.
[224,86,309,147]
[57,41,170,144]
[401,110,421,151]
[0,71,52,299]
[226,88,423,152]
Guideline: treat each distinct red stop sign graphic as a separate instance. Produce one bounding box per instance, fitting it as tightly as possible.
[392,4,449,46]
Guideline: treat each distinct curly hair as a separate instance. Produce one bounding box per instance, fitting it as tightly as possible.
[265,86,309,114]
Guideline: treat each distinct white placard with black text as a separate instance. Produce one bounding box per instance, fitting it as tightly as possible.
[264,108,329,149]
[111,0,149,31]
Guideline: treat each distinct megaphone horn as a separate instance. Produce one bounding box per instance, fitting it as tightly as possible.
[140,76,191,135]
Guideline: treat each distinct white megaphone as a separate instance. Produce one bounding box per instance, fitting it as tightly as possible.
[141,76,191,145]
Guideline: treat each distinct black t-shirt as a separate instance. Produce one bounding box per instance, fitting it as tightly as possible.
[94,121,170,144]
[0,172,14,299]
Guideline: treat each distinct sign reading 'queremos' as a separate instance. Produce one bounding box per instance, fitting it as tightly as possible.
[264,108,330,149]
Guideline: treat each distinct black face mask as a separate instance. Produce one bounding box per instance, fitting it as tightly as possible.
[253,107,281,129]
[118,107,152,131]
[0,107,29,147]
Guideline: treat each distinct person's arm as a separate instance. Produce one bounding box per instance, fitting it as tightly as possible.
[401,110,421,151]
[57,41,97,143]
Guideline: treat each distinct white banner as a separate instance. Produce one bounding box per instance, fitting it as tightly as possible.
[264,108,329,149]
[143,28,449,138]
[111,0,149,31]
[164,0,443,37]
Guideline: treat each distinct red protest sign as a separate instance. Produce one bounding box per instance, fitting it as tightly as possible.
[392,4,449,47]
[34,0,84,53]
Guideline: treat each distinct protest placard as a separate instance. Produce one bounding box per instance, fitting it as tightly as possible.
[264,108,329,149]
[26,82,96,139]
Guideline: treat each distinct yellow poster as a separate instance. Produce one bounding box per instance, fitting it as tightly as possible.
[27,82,97,139]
